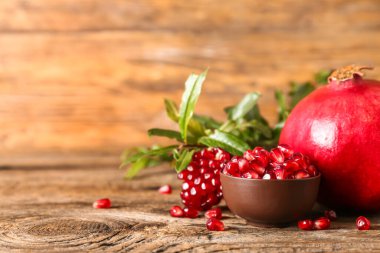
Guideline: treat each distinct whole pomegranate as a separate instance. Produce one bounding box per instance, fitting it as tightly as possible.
[280,65,380,212]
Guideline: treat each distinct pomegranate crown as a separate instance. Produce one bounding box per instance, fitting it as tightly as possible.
[328,65,373,83]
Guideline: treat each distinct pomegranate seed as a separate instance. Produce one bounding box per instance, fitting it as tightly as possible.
[269,147,285,163]
[93,198,111,209]
[206,194,219,206]
[252,146,266,155]
[177,170,189,180]
[206,218,225,231]
[283,161,300,173]
[294,170,310,179]
[293,153,308,169]
[324,210,337,221]
[242,170,260,179]
[263,171,276,180]
[254,154,269,168]
[201,149,215,160]
[306,165,319,177]
[298,219,314,230]
[356,216,370,230]
[225,162,240,176]
[158,184,172,194]
[184,207,199,218]
[243,150,256,161]
[278,144,294,159]
[314,217,331,230]
[209,160,220,169]
[250,161,266,176]
[215,149,231,162]
[205,207,222,219]
[193,151,202,160]
[230,156,239,162]
[170,206,184,218]
[274,168,287,180]
[238,158,250,173]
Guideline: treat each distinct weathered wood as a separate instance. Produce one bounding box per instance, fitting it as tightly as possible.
[0,165,379,252]
[0,0,380,165]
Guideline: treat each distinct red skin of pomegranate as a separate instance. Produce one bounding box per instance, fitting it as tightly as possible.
[280,75,380,212]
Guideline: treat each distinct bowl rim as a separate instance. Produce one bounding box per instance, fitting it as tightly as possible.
[220,172,321,182]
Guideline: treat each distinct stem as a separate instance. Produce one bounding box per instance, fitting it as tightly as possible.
[328,65,373,83]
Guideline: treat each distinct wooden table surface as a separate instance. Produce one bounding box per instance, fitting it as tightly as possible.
[1,165,380,252]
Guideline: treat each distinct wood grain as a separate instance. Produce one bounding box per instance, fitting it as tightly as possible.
[0,0,380,165]
[1,165,380,252]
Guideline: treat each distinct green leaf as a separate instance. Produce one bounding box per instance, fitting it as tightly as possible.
[124,157,150,179]
[199,130,250,155]
[248,120,273,139]
[178,70,208,143]
[244,104,269,125]
[164,99,179,122]
[193,114,222,129]
[175,149,195,173]
[148,128,183,142]
[314,70,332,84]
[227,93,260,121]
[275,90,289,122]
[120,145,178,168]
[289,82,315,109]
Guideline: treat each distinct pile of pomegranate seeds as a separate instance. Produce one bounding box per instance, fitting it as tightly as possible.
[93,198,111,209]
[158,184,172,194]
[356,216,370,230]
[178,148,231,211]
[223,144,319,180]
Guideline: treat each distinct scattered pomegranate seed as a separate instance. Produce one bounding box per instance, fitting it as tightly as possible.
[356,216,370,230]
[183,207,199,218]
[205,207,222,219]
[314,217,331,230]
[93,198,111,209]
[170,206,184,218]
[206,218,225,231]
[324,210,337,221]
[158,184,172,194]
[298,219,314,230]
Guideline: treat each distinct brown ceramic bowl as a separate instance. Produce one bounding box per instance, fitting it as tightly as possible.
[220,173,321,227]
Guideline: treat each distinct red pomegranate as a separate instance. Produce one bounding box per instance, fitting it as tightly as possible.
[280,65,380,212]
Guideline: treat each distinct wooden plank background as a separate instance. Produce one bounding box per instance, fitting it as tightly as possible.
[1,0,380,166]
